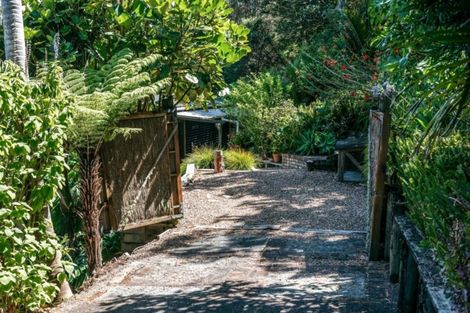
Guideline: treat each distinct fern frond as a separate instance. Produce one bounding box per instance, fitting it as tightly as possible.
[111,78,171,108]
[128,53,164,72]
[105,127,142,142]
[64,49,170,149]
[113,73,151,94]
[63,70,88,95]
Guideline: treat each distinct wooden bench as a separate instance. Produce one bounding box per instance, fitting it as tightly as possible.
[335,136,366,182]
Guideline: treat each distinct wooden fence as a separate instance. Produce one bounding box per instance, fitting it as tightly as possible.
[387,193,457,313]
[100,112,182,232]
[367,101,459,312]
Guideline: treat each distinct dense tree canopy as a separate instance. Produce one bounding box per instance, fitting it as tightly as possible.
[371,0,470,139]
[2,0,251,104]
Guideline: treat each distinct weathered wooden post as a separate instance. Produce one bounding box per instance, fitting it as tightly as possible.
[337,151,345,182]
[389,217,402,283]
[214,150,224,173]
[398,246,419,313]
[368,83,394,261]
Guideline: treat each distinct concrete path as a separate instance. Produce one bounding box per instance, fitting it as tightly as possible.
[55,170,397,313]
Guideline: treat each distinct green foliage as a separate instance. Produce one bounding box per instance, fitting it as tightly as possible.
[263,0,335,49]
[224,73,299,155]
[181,146,215,171]
[393,133,470,302]
[20,0,115,68]
[19,0,251,105]
[223,16,282,83]
[325,90,372,139]
[287,9,378,103]
[295,129,335,156]
[63,48,171,149]
[224,149,258,170]
[181,147,258,171]
[102,231,121,262]
[138,0,251,106]
[370,0,470,141]
[224,68,370,155]
[224,0,337,82]
[0,61,70,312]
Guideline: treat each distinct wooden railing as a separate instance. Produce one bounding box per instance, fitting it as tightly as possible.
[389,213,457,313]
[367,96,460,312]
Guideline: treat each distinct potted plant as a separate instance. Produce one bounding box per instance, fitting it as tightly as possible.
[271,131,284,163]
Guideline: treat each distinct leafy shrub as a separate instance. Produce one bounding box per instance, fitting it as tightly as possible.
[0,62,70,312]
[295,129,335,156]
[224,73,299,156]
[393,133,470,303]
[325,90,373,139]
[287,8,378,103]
[224,149,258,170]
[289,101,336,155]
[102,231,122,262]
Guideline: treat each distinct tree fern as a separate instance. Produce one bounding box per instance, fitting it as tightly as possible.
[62,49,171,274]
[63,49,170,149]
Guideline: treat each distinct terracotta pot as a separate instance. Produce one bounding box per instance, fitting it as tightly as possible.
[272,153,282,163]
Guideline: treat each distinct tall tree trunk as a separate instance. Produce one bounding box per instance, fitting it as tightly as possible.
[78,151,103,274]
[1,0,26,71]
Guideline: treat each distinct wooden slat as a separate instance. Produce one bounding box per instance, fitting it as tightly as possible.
[337,152,345,182]
[122,214,183,231]
[345,152,363,172]
[121,112,166,120]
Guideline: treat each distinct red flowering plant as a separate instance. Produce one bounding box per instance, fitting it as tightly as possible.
[288,12,379,103]
[285,10,379,139]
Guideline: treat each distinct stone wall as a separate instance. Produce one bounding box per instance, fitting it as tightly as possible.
[282,154,333,170]
[281,154,308,169]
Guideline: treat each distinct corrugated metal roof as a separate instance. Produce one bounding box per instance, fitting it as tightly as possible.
[177,109,226,120]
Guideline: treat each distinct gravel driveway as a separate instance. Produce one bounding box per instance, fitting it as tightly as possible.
[54,169,397,313]
[181,169,367,231]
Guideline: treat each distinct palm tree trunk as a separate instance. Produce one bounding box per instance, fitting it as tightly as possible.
[1,0,27,71]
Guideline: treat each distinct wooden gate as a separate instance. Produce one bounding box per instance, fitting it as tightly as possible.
[100,112,182,232]
[367,106,391,261]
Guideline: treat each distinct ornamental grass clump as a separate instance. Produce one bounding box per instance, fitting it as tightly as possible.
[182,147,215,171]
[181,147,257,172]
[224,149,258,170]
